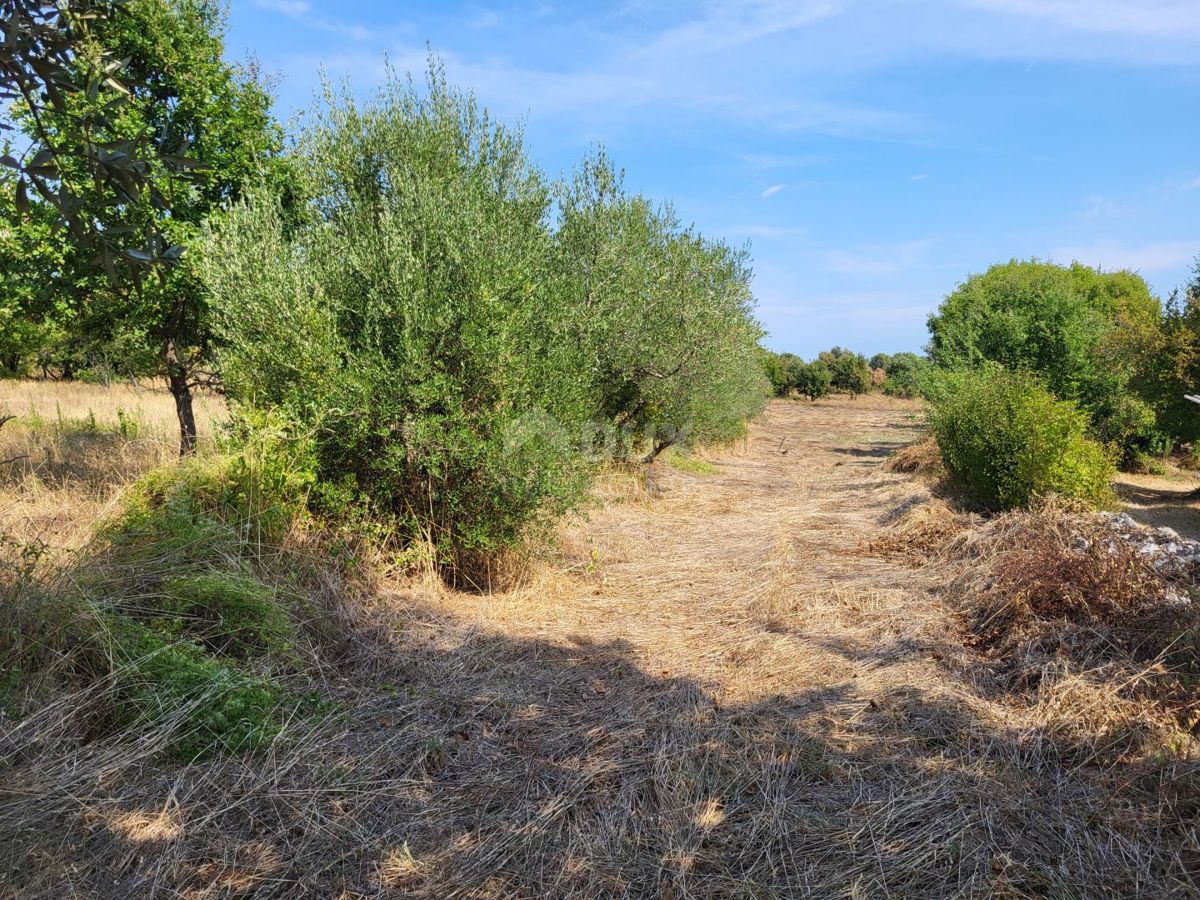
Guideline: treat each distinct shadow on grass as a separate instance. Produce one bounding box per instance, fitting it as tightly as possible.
[2,586,1196,899]
[1114,480,1200,541]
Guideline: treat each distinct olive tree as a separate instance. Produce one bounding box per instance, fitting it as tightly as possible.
[203,66,594,572]
[553,151,768,460]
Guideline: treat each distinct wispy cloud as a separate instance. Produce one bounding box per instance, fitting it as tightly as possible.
[1185,176,1200,191]
[908,173,928,182]
[760,184,784,198]
[966,0,1200,38]
[1077,194,1128,220]
[468,9,501,29]
[1052,239,1199,272]
[253,0,376,40]
[254,0,310,15]
[646,0,849,55]
[823,240,936,276]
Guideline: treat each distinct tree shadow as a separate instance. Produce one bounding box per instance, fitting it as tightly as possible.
[830,444,902,460]
[1114,481,1200,541]
[3,586,1195,899]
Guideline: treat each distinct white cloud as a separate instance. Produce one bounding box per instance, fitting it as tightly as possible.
[648,0,849,55]
[1078,194,1127,220]
[760,184,784,198]
[966,0,1200,38]
[254,0,310,16]
[1051,239,1199,272]
[1185,176,1200,191]
[468,9,501,29]
[253,0,377,41]
[908,173,928,182]
[823,240,936,276]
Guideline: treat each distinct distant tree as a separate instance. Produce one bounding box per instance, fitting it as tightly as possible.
[869,352,892,371]
[927,259,1162,454]
[760,349,790,396]
[794,359,831,401]
[820,347,872,397]
[777,352,805,394]
[881,351,931,398]
[1130,255,1200,445]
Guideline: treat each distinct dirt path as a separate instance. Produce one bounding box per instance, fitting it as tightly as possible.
[473,396,939,709]
[10,398,1192,898]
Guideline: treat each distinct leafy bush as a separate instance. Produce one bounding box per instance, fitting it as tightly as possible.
[110,622,280,759]
[204,69,597,570]
[203,70,768,571]
[793,359,832,401]
[119,423,313,547]
[760,349,790,397]
[927,260,1163,456]
[869,352,892,371]
[819,348,872,397]
[553,150,769,460]
[929,367,1117,510]
[1129,268,1200,447]
[881,352,932,398]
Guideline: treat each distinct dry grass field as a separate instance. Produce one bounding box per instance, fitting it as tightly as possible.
[2,388,1198,898]
[0,380,225,552]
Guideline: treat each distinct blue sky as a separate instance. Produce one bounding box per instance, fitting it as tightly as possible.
[225,0,1200,358]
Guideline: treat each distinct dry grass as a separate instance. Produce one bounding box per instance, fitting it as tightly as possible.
[2,393,1199,897]
[881,433,942,476]
[0,379,225,553]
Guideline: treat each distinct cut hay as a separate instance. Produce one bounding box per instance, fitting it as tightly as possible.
[3,396,1198,897]
[883,433,942,476]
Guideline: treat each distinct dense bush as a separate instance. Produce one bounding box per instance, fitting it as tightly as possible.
[881,352,932,398]
[794,359,832,401]
[819,347,872,397]
[1130,260,1200,447]
[203,71,768,570]
[928,367,1117,511]
[205,71,596,571]
[761,349,790,396]
[927,260,1163,456]
[553,151,769,460]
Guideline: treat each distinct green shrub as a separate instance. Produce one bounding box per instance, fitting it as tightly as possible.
[819,347,872,397]
[881,352,932,399]
[203,69,768,571]
[162,572,293,657]
[121,423,313,547]
[927,259,1164,456]
[794,359,832,401]
[554,150,769,458]
[929,367,1118,510]
[110,622,280,759]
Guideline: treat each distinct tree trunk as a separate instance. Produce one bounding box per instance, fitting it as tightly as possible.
[642,439,674,465]
[164,338,197,455]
